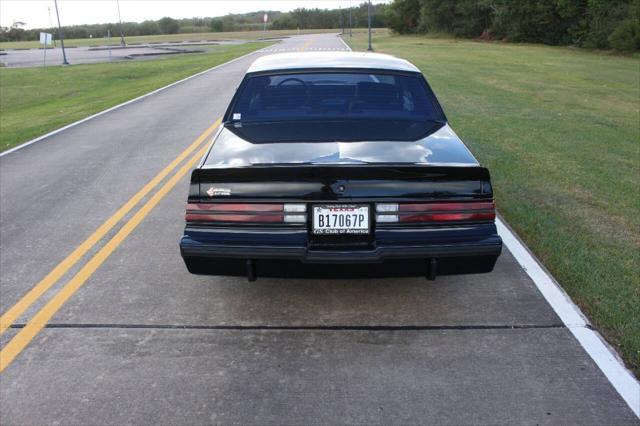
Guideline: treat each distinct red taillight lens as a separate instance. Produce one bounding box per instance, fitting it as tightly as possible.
[186,203,306,223]
[398,202,495,212]
[376,201,495,224]
[400,211,495,222]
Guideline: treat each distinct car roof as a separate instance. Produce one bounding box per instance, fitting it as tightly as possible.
[246,51,421,74]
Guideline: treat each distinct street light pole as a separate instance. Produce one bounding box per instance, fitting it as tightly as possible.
[47,6,57,47]
[116,0,126,47]
[53,0,69,64]
[349,2,352,37]
[367,0,373,51]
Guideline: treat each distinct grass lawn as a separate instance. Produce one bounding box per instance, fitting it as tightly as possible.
[0,42,271,151]
[343,33,640,375]
[0,28,340,50]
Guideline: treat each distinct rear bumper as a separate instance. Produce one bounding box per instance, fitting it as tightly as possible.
[180,224,502,278]
[180,236,502,263]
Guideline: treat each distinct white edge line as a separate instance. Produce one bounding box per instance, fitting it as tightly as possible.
[0,46,269,158]
[337,33,353,51]
[496,216,639,417]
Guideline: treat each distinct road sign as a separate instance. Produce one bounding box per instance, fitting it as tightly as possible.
[39,32,53,67]
[263,13,268,23]
[39,32,52,45]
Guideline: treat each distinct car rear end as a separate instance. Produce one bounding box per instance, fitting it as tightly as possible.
[180,164,501,280]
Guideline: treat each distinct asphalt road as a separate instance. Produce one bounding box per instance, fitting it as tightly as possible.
[0,34,637,425]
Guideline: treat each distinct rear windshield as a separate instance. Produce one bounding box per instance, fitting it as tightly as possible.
[227,71,445,142]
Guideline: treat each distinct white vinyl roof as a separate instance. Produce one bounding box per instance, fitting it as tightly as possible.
[246,51,421,74]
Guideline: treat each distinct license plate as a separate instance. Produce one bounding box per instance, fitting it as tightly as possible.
[312,205,369,235]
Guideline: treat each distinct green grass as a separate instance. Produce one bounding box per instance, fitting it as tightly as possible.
[0,42,270,151]
[343,33,640,375]
[0,28,340,50]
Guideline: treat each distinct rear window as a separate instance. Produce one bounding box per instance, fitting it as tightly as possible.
[226,71,446,142]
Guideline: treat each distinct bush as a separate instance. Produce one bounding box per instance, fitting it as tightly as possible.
[609,18,640,51]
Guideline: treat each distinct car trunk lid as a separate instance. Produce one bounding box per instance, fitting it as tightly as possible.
[191,165,492,201]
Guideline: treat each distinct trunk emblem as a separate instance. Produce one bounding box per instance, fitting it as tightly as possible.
[338,185,346,193]
[206,187,231,197]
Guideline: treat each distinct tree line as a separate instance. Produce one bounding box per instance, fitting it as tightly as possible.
[0,3,389,43]
[387,0,639,51]
[4,0,634,51]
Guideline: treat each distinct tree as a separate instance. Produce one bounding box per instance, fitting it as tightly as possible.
[608,0,640,50]
[210,19,224,32]
[158,17,179,34]
[418,0,492,37]
[138,20,160,36]
[387,0,422,33]
[387,0,638,50]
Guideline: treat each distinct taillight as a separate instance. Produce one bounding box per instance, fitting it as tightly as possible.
[186,203,306,223]
[376,201,495,224]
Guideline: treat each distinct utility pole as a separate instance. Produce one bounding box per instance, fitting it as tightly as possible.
[367,0,373,51]
[340,7,344,35]
[116,0,126,47]
[53,0,69,65]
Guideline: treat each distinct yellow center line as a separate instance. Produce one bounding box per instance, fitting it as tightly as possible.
[0,141,210,373]
[0,118,221,336]
[298,37,314,51]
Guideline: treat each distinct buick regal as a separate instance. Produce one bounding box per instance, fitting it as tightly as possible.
[179,52,502,280]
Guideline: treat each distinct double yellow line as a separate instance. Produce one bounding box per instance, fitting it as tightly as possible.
[298,37,314,52]
[0,118,221,373]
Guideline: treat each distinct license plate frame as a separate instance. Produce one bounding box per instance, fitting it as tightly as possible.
[312,204,370,235]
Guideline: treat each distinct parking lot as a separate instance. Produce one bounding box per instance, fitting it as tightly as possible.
[0,39,248,67]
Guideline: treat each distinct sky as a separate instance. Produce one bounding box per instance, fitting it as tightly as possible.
[1,0,390,29]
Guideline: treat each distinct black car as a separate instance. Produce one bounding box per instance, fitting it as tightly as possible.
[180,52,502,280]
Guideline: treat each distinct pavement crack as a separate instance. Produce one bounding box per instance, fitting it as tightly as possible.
[9,323,567,331]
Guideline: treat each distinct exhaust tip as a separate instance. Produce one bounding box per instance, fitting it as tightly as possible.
[426,258,437,281]
[246,259,257,282]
